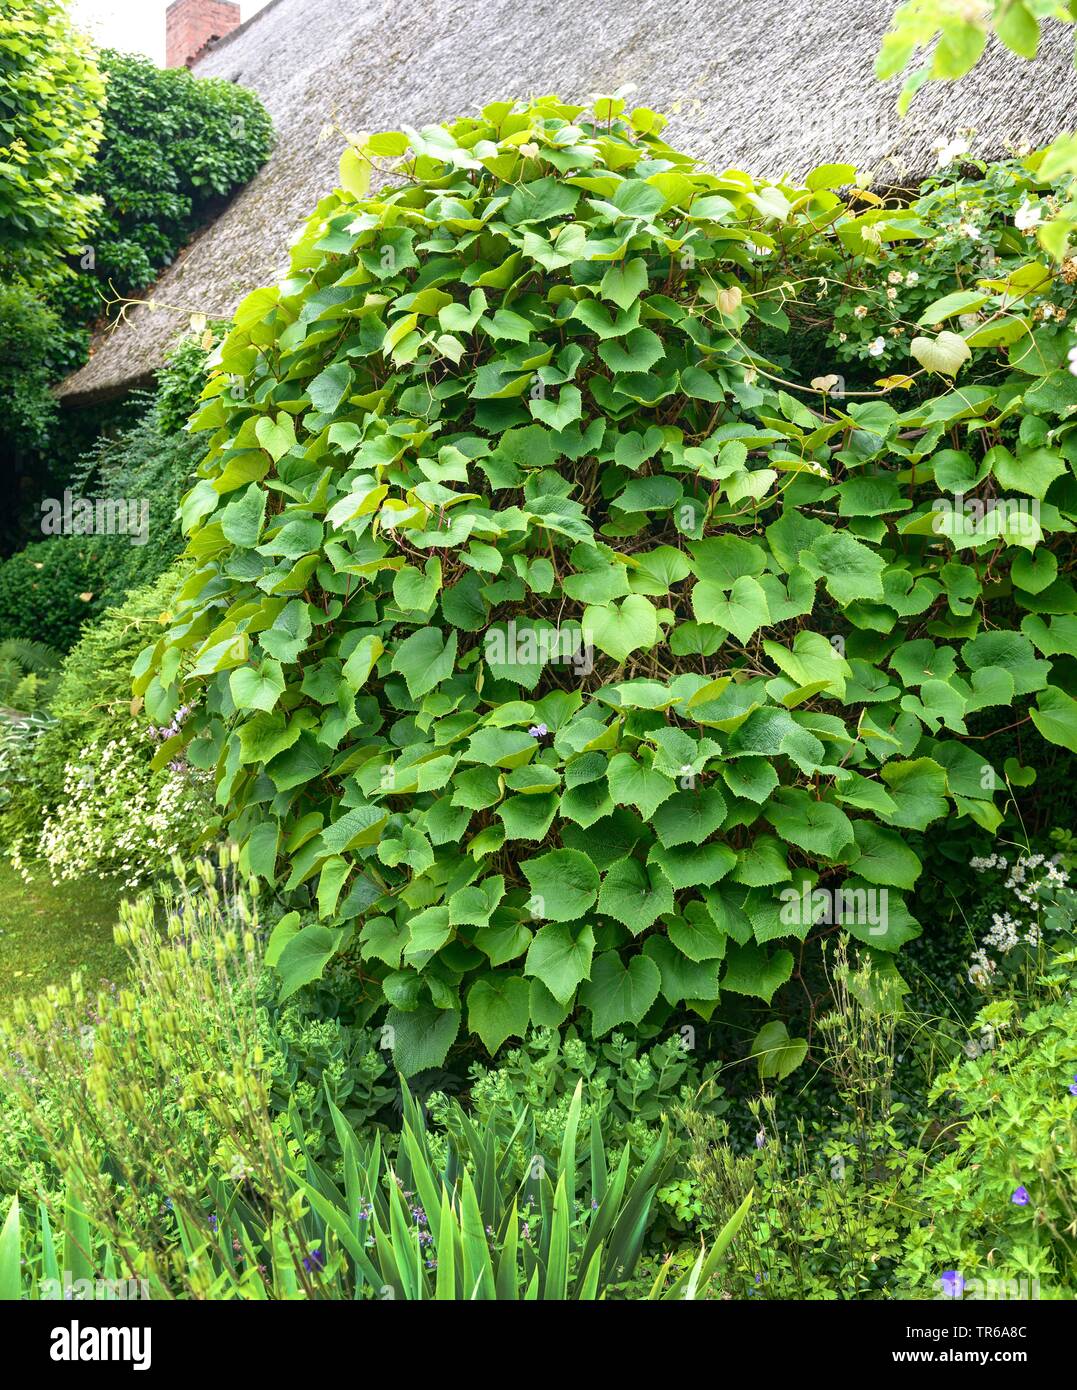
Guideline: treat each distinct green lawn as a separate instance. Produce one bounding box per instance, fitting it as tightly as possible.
[0,861,127,1007]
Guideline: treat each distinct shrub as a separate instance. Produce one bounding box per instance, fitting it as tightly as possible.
[430,1027,724,1191]
[259,981,395,1169]
[898,947,1077,1300]
[141,97,1077,1071]
[43,568,182,736]
[70,330,218,606]
[961,846,1075,990]
[674,941,921,1298]
[0,281,69,557]
[0,284,61,457]
[0,567,215,878]
[0,538,106,649]
[1,329,215,643]
[152,328,232,437]
[46,50,272,333]
[0,713,51,821]
[64,404,209,613]
[20,721,208,891]
[1,569,215,887]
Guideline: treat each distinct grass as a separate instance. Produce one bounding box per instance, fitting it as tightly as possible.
[0,860,126,1008]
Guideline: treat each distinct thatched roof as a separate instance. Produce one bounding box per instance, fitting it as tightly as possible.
[59,0,1077,404]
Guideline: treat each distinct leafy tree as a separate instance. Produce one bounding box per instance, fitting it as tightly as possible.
[140,97,1077,1071]
[0,0,104,286]
[1,42,271,549]
[48,49,274,337]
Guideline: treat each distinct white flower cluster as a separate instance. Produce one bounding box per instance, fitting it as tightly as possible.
[965,851,1070,988]
[11,721,209,891]
[969,852,1007,872]
[933,135,970,168]
[967,947,996,989]
[1005,851,1068,906]
[983,910,1021,953]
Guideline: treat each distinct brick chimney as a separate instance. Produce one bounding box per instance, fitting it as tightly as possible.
[166,0,241,68]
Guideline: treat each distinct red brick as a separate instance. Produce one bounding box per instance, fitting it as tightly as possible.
[165,0,241,69]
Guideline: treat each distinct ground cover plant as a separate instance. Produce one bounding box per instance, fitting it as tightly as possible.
[0,860,124,1009]
[138,96,1076,1080]
[1,840,1071,1301]
[0,855,750,1301]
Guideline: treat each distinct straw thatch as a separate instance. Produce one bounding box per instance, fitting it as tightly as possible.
[58,0,1077,403]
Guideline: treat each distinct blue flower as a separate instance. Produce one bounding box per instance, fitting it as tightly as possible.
[940,1270,965,1298]
[1011,1186,1030,1206]
[302,1248,324,1274]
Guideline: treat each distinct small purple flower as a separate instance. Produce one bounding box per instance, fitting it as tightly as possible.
[1011,1186,1030,1206]
[940,1270,965,1298]
[207,1213,218,1232]
[1069,1082,1077,1097]
[528,724,548,739]
[302,1248,325,1274]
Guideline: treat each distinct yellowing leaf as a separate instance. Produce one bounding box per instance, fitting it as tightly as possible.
[339,142,371,199]
[909,330,971,377]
